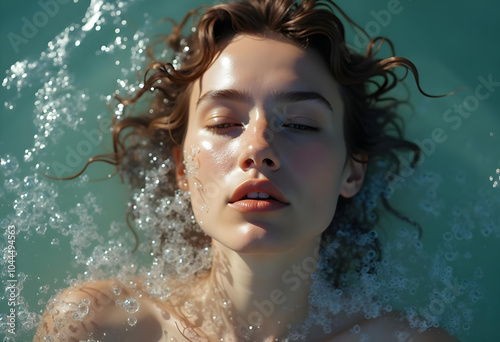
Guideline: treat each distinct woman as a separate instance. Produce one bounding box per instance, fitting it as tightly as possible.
[34,0,458,340]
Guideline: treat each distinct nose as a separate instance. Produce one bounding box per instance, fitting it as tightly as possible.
[238,116,281,172]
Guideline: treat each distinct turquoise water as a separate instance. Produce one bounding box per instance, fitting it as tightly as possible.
[0,0,499,341]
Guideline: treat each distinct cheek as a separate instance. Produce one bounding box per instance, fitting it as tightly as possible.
[289,142,346,207]
[289,141,345,181]
[197,139,237,179]
[184,139,236,209]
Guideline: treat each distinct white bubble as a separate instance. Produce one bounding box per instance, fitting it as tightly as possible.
[123,298,140,314]
[0,155,19,175]
[72,299,90,321]
[112,285,122,296]
[35,225,47,235]
[4,178,21,191]
[127,316,138,326]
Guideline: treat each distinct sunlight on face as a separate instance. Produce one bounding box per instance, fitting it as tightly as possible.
[176,34,361,254]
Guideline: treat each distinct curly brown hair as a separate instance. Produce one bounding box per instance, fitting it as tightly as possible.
[65,0,446,284]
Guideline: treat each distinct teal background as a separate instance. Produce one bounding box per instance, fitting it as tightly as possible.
[1,0,499,341]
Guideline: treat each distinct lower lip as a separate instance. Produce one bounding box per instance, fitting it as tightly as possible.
[228,199,289,212]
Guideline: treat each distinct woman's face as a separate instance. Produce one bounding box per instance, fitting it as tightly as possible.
[175,34,364,254]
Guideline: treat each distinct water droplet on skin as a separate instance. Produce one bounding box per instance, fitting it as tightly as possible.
[123,297,140,314]
[113,285,122,295]
[183,145,200,178]
[72,299,90,321]
[127,316,138,326]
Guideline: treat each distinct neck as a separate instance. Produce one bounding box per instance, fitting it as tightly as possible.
[206,238,321,340]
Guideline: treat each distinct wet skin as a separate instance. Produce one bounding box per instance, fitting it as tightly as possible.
[175,33,365,255]
[34,34,458,342]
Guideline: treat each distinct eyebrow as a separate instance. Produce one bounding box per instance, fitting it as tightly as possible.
[272,90,333,112]
[196,89,333,112]
[196,89,250,109]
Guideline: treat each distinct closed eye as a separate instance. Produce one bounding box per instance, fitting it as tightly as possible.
[206,122,244,135]
[283,123,319,132]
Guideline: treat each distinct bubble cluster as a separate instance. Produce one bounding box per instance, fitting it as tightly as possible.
[351,161,390,220]
[0,1,150,338]
[414,171,444,217]
[488,168,500,188]
[285,167,489,339]
[126,158,212,285]
[183,145,201,179]
[0,155,70,244]
[72,299,91,321]
[0,155,19,175]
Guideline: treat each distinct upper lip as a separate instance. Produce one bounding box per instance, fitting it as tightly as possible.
[229,179,289,204]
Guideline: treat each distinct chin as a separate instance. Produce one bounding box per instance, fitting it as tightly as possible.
[220,228,298,255]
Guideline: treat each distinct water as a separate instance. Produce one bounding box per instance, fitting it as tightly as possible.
[1,0,499,341]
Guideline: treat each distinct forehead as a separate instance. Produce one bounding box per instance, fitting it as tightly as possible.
[190,34,344,112]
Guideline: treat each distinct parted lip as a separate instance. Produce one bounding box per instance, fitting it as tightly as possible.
[229,179,289,204]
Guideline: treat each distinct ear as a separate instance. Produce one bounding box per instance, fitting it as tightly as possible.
[339,155,367,198]
[173,146,189,190]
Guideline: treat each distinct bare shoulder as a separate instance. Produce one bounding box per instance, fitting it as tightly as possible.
[331,312,460,342]
[33,279,170,342]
